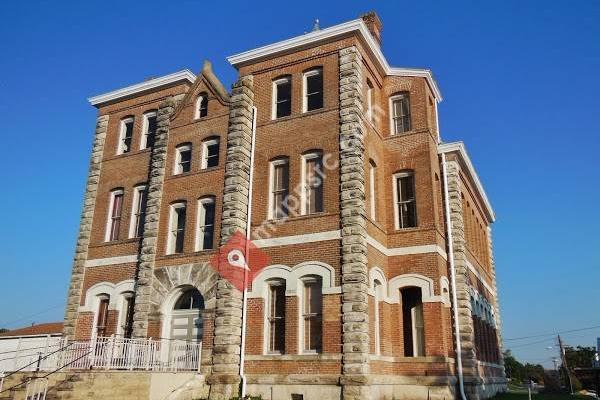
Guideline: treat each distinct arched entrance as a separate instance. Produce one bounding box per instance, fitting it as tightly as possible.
[169,288,204,341]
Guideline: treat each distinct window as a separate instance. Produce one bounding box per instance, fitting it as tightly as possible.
[167,202,187,254]
[201,137,220,169]
[140,111,157,150]
[272,76,292,119]
[196,197,215,251]
[174,144,192,175]
[105,189,124,241]
[121,293,135,339]
[96,295,110,337]
[302,153,324,215]
[268,159,289,219]
[366,79,374,122]
[174,289,204,310]
[129,185,147,238]
[303,68,323,112]
[401,287,425,357]
[302,278,322,352]
[267,280,286,353]
[117,117,134,155]
[369,160,377,221]
[393,172,417,229]
[195,92,208,119]
[390,93,411,134]
[373,280,382,355]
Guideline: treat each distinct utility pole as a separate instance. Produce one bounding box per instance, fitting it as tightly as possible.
[558,335,574,394]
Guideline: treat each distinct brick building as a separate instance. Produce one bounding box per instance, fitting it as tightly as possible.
[63,12,506,400]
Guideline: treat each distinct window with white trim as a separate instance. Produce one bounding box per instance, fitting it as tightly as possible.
[303,68,323,112]
[267,280,286,353]
[121,292,135,339]
[96,295,110,337]
[390,93,411,134]
[117,117,134,155]
[393,171,417,229]
[105,189,124,241]
[140,111,157,150]
[366,79,374,122]
[167,202,187,254]
[401,287,425,357]
[195,92,208,119]
[301,153,324,215]
[129,185,147,238]
[302,277,322,353]
[195,197,215,251]
[174,144,192,175]
[373,279,382,355]
[201,137,219,169]
[272,76,292,119]
[369,160,377,221]
[268,158,289,219]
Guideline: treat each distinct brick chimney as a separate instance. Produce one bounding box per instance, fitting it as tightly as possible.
[360,11,383,46]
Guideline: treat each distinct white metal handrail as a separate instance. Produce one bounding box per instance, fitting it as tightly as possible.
[0,336,201,374]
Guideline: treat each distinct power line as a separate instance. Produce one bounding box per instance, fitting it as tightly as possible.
[0,303,64,327]
[504,324,600,341]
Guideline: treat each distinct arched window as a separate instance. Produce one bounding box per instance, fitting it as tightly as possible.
[301,275,322,353]
[167,201,187,254]
[401,287,425,357]
[301,151,324,215]
[105,188,124,242]
[267,279,286,353]
[366,79,374,122]
[195,92,208,119]
[369,159,377,221]
[174,288,204,310]
[373,279,382,355]
[272,75,292,119]
[174,143,192,175]
[117,116,134,155]
[140,110,157,150]
[96,294,110,337]
[120,292,135,338]
[393,171,417,229]
[201,137,220,169]
[195,196,216,251]
[268,157,289,219]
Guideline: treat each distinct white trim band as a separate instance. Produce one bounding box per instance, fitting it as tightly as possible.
[85,255,138,268]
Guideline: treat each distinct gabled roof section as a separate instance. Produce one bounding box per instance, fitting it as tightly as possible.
[439,141,495,222]
[88,70,196,107]
[172,60,230,119]
[227,18,442,101]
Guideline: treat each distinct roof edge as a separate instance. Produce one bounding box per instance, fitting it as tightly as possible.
[88,69,196,107]
[439,141,496,222]
[227,18,442,101]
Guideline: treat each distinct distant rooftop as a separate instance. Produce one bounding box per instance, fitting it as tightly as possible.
[0,322,63,337]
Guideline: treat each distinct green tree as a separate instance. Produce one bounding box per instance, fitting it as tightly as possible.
[564,346,596,369]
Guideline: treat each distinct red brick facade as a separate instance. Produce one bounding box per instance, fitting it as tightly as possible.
[64,12,506,399]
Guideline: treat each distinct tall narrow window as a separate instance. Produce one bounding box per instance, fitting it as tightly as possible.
[196,197,215,251]
[267,280,286,353]
[201,137,220,169]
[122,293,135,339]
[393,172,417,229]
[302,153,324,215]
[390,93,411,134]
[269,159,289,219]
[302,278,322,353]
[140,111,157,150]
[272,77,292,119]
[167,202,187,254]
[195,92,208,119]
[106,189,124,241]
[117,117,134,154]
[369,160,377,221]
[401,287,425,357]
[373,280,382,355]
[129,185,147,238]
[366,79,374,122]
[303,68,323,112]
[174,144,192,175]
[96,296,110,337]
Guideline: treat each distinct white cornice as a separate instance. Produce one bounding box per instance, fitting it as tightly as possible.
[439,141,496,222]
[88,69,196,106]
[227,19,443,101]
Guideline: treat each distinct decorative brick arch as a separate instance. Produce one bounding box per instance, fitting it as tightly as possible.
[150,263,219,318]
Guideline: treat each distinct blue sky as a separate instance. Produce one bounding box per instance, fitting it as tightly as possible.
[0,1,598,367]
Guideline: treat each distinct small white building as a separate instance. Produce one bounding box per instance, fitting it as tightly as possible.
[0,322,63,372]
